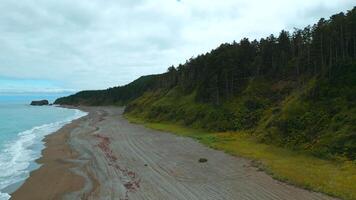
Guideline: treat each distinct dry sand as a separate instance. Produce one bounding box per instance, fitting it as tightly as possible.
[11,107,337,200]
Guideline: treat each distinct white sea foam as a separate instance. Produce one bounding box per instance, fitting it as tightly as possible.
[0,193,10,200]
[0,108,87,199]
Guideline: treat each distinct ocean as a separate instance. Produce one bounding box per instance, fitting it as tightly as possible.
[0,95,87,200]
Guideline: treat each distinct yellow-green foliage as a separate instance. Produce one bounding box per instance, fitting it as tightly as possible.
[124,64,356,199]
[125,114,356,200]
[126,88,235,130]
[126,70,356,160]
[260,67,356,159]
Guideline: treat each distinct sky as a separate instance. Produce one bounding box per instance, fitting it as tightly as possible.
[0,0,354,94]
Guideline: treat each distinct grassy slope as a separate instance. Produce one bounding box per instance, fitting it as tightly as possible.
[125,114,356,200]
[256,65,356,159]
[125,63,356,160]
[54,75,159,106]
[124,64,356,199]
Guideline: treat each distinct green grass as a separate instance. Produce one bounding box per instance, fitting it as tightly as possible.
[125,114,356,200]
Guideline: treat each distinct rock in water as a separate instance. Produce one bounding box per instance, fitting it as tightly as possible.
[30,100,49,106]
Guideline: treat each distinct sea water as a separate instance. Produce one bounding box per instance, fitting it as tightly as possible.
[0,95,87,199]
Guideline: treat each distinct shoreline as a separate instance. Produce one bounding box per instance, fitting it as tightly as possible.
[10,107,337,200]
[10,107,88,200]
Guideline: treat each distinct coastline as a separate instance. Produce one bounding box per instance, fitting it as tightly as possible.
[10,107,88,200]
[10,106,336,200]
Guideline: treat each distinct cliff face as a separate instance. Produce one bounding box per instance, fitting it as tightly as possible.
[30,100,49,106]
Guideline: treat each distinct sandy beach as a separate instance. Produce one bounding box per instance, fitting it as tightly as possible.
[11,107,337,200]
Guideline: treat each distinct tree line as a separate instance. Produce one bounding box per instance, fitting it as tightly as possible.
[155,7,356,104]
[55,7,356,106]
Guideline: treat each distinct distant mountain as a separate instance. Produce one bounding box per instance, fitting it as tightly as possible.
[55,7,356,160]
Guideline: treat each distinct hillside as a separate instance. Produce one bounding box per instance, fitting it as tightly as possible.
[55,7,356,160]
[55,75,160,106]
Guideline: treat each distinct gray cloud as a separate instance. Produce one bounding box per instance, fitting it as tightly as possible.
[0,0,354,92]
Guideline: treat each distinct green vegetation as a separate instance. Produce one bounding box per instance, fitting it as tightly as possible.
[125,114,356,200]
[259,64,356,159]
[125,64,356,160]
[55,7,356,198]
[55,75,159,106]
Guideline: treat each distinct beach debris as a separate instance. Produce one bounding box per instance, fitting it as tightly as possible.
[93,134,141,199]
[94,134,117,162]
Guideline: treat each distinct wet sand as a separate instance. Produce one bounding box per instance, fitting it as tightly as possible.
[11,115,85,200]
[11,107,337,200]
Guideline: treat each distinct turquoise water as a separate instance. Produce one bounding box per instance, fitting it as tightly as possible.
[0,96,86,199]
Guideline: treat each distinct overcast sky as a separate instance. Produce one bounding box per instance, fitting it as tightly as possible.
[0,0,354,93]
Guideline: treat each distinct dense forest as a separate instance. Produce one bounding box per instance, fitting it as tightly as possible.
[55,7,356,160]
[55,75,159,105]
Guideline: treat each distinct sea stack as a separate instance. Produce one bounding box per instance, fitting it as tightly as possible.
[30,100,49,106]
